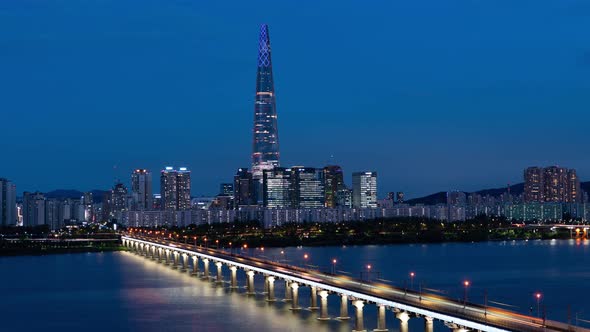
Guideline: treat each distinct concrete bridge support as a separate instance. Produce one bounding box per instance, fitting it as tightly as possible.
[191,256,199,275]
[266,276,276,301]
[353,300,366,332]
[284,280,292,301]
[337,294,350,320]
[229,266,238,289]
[396,311,410,332]
[309,286,318,310]
[424,317,434,332]
[318,291,330,320]
[164,249,170,265]
[215,262,223,284]
[246,271,256,295]
[171,252,178,269]
[202,259,210,280]
[181,254,188,272]
[290,283,301,310]
[373,305,388,332]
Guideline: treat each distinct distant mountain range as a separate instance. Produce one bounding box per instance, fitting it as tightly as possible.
[406,181,590,205]
[44,189,108,204]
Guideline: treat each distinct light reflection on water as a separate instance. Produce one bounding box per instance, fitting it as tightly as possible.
[0,239,588,331]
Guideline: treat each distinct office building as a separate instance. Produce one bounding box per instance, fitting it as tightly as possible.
[263,167,293,208]
[292,167,325,208]
[323,165,344,208]
[352,171,378,208]
[234,168,256,207]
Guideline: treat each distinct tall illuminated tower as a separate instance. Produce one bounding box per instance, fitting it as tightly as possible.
[252,24,280,179]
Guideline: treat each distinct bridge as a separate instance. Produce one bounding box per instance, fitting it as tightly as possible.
[122,235,588,332]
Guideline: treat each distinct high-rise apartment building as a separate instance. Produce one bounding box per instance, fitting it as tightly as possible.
[23,192,46,227]
[252,24,280,179]
[0,178,16,226]
[160,167,191,211]
[111,182,128,213]
[131,169,153,210]
[177,168,191,210]
[352,172,378,208]
[524,167,544,202]
[323,165,344,208]
[524,166,581,203]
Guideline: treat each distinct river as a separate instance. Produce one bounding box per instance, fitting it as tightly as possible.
[0,239,588,331]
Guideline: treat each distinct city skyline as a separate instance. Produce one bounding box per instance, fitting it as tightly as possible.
[1,0,589,198]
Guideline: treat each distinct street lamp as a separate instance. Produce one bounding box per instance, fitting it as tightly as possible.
[463,280,470,308]
[332,259,337,274]
[410,272,415,290]
[535,293,542,317]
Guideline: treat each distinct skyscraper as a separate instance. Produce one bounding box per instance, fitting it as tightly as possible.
[160,167,191,211]
[177,167,192,210]
[263,167,293,208]
[323,165,344,208]
[252,24,280,179]
[292,167,325,208]
[131,169,153,210]
[352,172,378,208]
[233,168,255,207]
[0,178,16,226]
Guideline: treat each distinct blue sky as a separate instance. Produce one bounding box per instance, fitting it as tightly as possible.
[1,0,589,198]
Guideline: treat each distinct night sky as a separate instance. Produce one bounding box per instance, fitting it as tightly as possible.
[1,0,589,198]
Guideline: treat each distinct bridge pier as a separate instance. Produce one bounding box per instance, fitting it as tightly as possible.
[263,276,269,294]
[151,246,157,260]
[337,294,350,320]
[181,254,188,272]
[395,311,409,332]
[352,300,366,332]
[290,282,301,310]
[171,252,178,268]
[373,305,387,332]
[318,290,330,320]
[266,276,276,301]
[309,286,319,310]
[424,316,434,332]
[229,266,238,289]
[191,256,199,275]
[164,249,170,265]
[215,262,223,284]
[284,280,292,301]
[246,271,256,295]
[202,258,210,280]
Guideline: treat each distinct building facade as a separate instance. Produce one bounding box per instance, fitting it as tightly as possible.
[0,178,16,226]
[252,24,280,179]
[160,167,191,211]
[352,171,378,208]
[131,169,153,210]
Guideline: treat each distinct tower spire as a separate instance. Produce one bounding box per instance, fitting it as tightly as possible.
[252,24,280,179]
